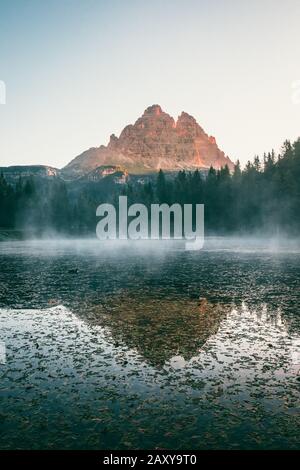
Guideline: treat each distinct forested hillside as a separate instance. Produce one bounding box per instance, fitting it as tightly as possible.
[0,139,299,237]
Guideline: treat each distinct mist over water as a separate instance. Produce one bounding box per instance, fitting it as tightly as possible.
[1,235,300,256]
[0,237,299,449]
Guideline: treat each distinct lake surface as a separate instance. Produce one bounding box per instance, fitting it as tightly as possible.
[0,238,299,449]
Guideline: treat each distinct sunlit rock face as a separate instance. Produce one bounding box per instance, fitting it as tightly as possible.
[62,105,233,178]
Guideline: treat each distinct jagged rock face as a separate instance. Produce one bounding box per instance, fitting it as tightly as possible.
[63,105,233,178]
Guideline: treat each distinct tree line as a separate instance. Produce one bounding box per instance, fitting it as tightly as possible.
[0,139,299,237]
[122,139,300,234]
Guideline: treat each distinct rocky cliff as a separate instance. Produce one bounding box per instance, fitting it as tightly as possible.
[63,105,234,178]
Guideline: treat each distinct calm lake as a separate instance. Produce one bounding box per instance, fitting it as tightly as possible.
[0,238,299,449]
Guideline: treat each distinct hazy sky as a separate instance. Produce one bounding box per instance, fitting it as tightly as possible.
[0,0,300,168]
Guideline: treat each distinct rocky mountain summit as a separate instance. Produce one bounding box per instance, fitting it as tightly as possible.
[63,105,233,178]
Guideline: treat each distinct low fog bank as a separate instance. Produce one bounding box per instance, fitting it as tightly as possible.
[0,234,300,256]
[203,235,300,253]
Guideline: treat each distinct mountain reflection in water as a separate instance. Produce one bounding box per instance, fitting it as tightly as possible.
[79,295,229,366]
[0,239,299,449]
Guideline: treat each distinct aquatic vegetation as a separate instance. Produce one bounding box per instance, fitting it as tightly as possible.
[87,294,229,366]
[0,240,299,449]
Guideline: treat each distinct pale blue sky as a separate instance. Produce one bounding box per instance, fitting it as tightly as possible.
[0,0,300,168]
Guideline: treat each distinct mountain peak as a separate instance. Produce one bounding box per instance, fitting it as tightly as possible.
[63,105,234,177]
[176,111,204,136]
[143,104,163,116]
[177,111,196,122]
